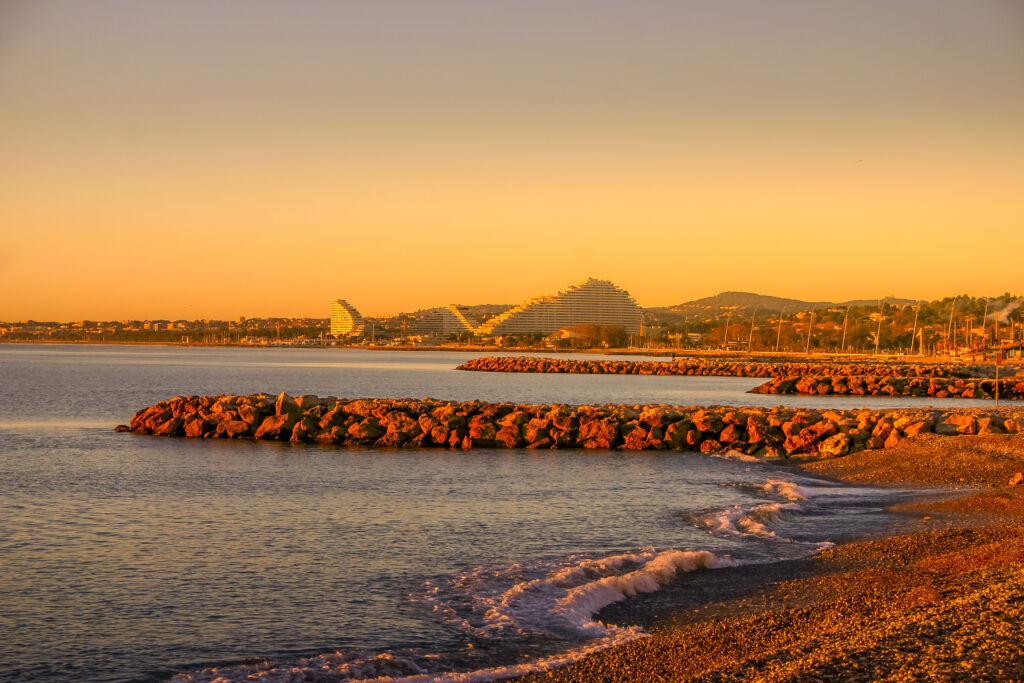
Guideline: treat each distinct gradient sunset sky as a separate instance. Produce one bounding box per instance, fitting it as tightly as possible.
[1,0,1022,320]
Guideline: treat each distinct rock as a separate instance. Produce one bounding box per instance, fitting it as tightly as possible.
[348,418,386,443]
[719,423,744,444]
[184,416,214,438]
[664,422,689,450]
[818,433,850,457]
[290,417,319,442]
[580,418,618,449]
[699,439,723,453]
[234,403,257,423]
[901,420,932,437]
[152,416,184,437]
[691,410,723,433]
[467,415,498,446]
[621,425,650,450]
[935,415,977,436]
[114,424,130,432]
[319,404,348,430]
[315,426,344,444]
[494,425,523,448]
[383,411,422,442]
[1010,472,1023,486]
[254,414,298,440]
[275,392,300,417]
[976,417,1006,434]
[523,418,552,444]
[218,420,254,439]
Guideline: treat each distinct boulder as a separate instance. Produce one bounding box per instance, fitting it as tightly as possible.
[218,420,254,439]
[579,418,619,449]
[523,418,552,444]
[255,414,298,440]
[935,415,977,436]
[468,415,498,447]
[275,392,300,417]
[699,439,723,453]
[316,427,344,444]
[184,416,214,438]
[976,416,1006,435]
[152,416,184,437]
[621,425,650,450]
[382,411,422,443]
[901,420,932,437]
[494,425,523,448]
[290,417,319,442]
[818,433,850,457]
[348,418,386,443]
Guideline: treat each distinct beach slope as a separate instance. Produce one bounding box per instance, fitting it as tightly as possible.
[519,434,1024,682]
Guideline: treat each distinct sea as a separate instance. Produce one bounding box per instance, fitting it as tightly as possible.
[0,345,989,682]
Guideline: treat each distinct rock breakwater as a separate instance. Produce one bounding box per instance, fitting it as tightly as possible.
[750,375,1024,400]
[457,356,986,379]
[126,394,1024,458]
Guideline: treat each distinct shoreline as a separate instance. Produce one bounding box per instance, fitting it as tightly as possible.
[517,433,1024,682]
[130,393,1024,679]
[3,339,1013,366]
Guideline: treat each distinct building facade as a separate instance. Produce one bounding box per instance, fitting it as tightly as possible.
[476,278,643,336]
[329,299,365,337]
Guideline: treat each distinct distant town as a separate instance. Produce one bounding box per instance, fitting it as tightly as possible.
[3,279,1022,358]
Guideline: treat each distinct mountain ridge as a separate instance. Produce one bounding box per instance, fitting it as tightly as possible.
[649,291,919,315]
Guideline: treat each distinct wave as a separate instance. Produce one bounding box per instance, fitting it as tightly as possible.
[173,548,738,682]
[694,477,849,544]
[172,475,859,682]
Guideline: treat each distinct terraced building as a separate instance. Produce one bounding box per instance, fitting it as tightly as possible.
[329,299,365,337]
[477,278,642,336]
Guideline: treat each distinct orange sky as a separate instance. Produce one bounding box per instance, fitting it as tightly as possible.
[1,0,1022,320]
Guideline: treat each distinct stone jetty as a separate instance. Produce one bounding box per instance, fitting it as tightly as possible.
[457,356,986,379]
[750,375,1024,400]
[126,393,1024,458]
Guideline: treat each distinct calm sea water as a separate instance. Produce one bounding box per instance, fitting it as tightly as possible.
[0,345,979,682]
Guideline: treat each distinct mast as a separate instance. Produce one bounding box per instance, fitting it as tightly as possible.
[874,299,883,355]
[747,309,757,353]
[909,303,920,355]
[841,306,850,353]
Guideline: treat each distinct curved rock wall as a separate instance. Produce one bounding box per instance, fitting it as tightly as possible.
[750,375,1024,400]
[457,356,985,379]
[126,393,1024,458]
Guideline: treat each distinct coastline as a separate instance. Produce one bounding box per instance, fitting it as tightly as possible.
[517,433,1024,682]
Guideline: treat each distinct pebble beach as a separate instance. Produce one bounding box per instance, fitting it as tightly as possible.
[518,431,1024,682]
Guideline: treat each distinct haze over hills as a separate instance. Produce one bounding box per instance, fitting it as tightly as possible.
[650,291,920,317]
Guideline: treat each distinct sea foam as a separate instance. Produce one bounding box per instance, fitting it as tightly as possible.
[172,476,844,683]
[173,547,738,683]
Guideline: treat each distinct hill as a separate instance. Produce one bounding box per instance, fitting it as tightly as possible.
[646,291,918,322]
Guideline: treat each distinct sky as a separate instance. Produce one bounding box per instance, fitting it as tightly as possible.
[1,0,1022,320]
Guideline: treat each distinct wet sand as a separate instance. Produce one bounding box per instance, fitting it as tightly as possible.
[519,434,1024,682]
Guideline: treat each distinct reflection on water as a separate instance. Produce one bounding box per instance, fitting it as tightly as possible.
[0,345,985,682]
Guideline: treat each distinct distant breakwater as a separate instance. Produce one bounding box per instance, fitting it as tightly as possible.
[750,375,1024,400]
[456,356,989,379]
[124,394,1024,458]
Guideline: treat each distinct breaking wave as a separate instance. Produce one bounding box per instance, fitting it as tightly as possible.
[171,475,867,683]
[173,548,738,682]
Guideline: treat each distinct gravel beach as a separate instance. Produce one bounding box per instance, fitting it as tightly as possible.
[518,433,1024,682]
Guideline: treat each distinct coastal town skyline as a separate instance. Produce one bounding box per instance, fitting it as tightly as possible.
[3,283,1023,325]
[2,1,1022,320]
